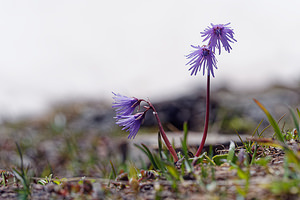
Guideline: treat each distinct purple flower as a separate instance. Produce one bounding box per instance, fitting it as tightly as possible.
[201,23,236,55]
[186,45,217,77]
[112,92,140,117]
[116,113,145,139]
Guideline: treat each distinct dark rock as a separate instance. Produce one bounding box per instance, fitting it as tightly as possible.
[142,91,218,131]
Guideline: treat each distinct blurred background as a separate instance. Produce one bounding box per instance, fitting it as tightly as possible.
[0,0,300,119]
[0,0,299,177]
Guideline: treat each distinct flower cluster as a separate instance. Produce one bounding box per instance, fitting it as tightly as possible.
[186,23,236,77]
[112,92,179,161]
[112,92,145,139]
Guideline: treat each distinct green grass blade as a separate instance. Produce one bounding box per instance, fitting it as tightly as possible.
[297,108,300,119]
[165,164,180,180]
[212,154,228,166]
[14,142,30,196]
[141,143,158,166]
[15,142,24,174]
[181,138,189,160]
[181,121,193,170]
[235,130,245,146]
[204,154,216,166]
[235,130,252,153]
[180,138,193,172]
[158,132,163,159]
[250,143,258,165]
[183,121,188,147]
[289,107,300,138]
[153,153,167,172]
[12,168,24,184]
[252,119,263,137]
[181,122,189,155]
[12,168,30,196]
[258,124,271,137]
[109,160,116,179]
[253,99,285,143]
[134,144,153,164]
[134,143,159,169]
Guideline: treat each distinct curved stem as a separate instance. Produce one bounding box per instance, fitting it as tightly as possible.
[148,102,179,162]
[195,74,210,157]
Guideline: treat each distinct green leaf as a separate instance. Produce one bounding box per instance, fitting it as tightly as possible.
[227,141,236,164]
[183,121,188,147]
[179,122,193,171]
[236,167,248,180]
[181,124,189,156]
[204,154,216,166]
[52,179,61,185]
[12,168,30,195]
[250,143,258,165]
[184,159,193,173]
[165,164,180,180]
[153,153,167,172]
[235,130,252,153]
[38,179,47,185]
[192,152,206,165]
[128,162,138,179]
[134,143,159,169]
[180,139,193,171]
[254,157,271,167]
[109,160,116,179]
[158,132,163,159]
[252,119,263,137]
[15,142,24,173]
[212,154,228,166]
[253,99,285,143]
[285,148,300,168]
[236,185,247,197]
[269,179,300,195]
[289,107,300,138]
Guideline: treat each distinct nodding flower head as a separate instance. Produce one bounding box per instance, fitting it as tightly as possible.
[186,45,217,77]
[116,112,145,139]
[112,92,140,117]
[201,23,236,55]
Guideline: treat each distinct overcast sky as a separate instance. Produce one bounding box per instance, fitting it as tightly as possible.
[0,0,300,118]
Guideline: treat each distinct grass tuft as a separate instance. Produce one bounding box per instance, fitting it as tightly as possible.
[253,99,285,143]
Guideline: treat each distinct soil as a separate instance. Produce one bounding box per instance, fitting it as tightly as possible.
[0,140,298,200]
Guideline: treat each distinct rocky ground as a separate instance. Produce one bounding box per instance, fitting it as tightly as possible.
[0,140,297,200]
[0,84,299,199]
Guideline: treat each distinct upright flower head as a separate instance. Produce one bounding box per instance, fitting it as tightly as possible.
[201,23,236,55]
[112,92,140,117]
[116,113,145,139]
[186,45,217,77]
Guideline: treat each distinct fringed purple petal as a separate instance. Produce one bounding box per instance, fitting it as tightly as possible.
[186,46,217,77]
[112,92,140,117]
[116,113,144,139]
[201,23,236,55]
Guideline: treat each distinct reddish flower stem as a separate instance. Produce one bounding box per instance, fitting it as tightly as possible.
[147,102,179,162]
[195,74,210,157]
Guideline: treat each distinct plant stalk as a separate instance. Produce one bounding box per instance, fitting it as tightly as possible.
[148,102,179,162]
[195,74,210,157]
